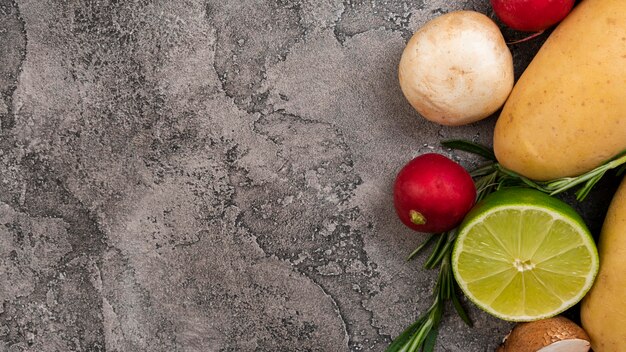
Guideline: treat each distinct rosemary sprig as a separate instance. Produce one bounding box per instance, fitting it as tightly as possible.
[444,140,626,201]
[386,232,469,352]
[387,180,492,352]
[387,140,626,352]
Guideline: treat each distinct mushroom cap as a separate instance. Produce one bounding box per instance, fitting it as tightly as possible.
[398,11,514,126]
[498,316,590,352]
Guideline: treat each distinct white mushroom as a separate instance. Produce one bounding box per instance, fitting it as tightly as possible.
[398,11,514,126]
[497,316,591,352]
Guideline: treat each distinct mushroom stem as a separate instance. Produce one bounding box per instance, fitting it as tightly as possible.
[537,339,590,352]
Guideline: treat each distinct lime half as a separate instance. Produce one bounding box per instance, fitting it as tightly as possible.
[452,188,599,322]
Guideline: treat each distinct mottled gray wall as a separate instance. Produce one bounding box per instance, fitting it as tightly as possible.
[0,0,592,351]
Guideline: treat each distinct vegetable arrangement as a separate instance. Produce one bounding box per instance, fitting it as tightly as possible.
[388,0,626,351]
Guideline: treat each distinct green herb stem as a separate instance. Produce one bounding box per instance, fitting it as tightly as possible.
[543,151,626,200]
[447,140,626,201]
[441,140,496,161]
[386,246,467,352]
[406,234,436,261]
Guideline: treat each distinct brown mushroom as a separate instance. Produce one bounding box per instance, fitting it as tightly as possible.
[497,316,591,352]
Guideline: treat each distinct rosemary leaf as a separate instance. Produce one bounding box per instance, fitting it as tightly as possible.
[545,171,603,195]
[435,268,447,296]
[425,243,450,270]
[407,234,437,261]
[409,314,435,351]
[441,140,496,161]
[424,231,456,270]
[469,163,497,177]
[424,232,448,269]
[475,171,498,202]
[495,165,545,191]
[386,315,428,352]
[574,173,604,201]
[543,149,626,197]
[451,285,472,326]
[422,329,439,352]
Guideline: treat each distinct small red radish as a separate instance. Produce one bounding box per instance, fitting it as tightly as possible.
[394,153,476,234]
[491,0,575,32]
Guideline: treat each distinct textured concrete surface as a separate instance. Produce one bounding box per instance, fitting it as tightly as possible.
[0,0,613,351]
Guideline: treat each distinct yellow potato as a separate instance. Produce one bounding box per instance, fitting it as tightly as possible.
[493,0,626,181]
[581,177,626,351]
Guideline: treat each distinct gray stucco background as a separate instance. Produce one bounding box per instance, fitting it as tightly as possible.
[0,0,613,351]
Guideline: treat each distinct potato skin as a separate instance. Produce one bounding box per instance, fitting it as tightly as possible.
[580,177,626,351]
[493,0,626,181]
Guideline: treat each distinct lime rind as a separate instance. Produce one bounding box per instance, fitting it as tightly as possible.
[452,200,599,322]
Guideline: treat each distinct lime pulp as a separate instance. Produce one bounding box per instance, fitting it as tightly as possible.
[452,188,599,322]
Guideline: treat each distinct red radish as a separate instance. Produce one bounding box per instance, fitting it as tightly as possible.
[394,153,476,234]
[491,0,575,32]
